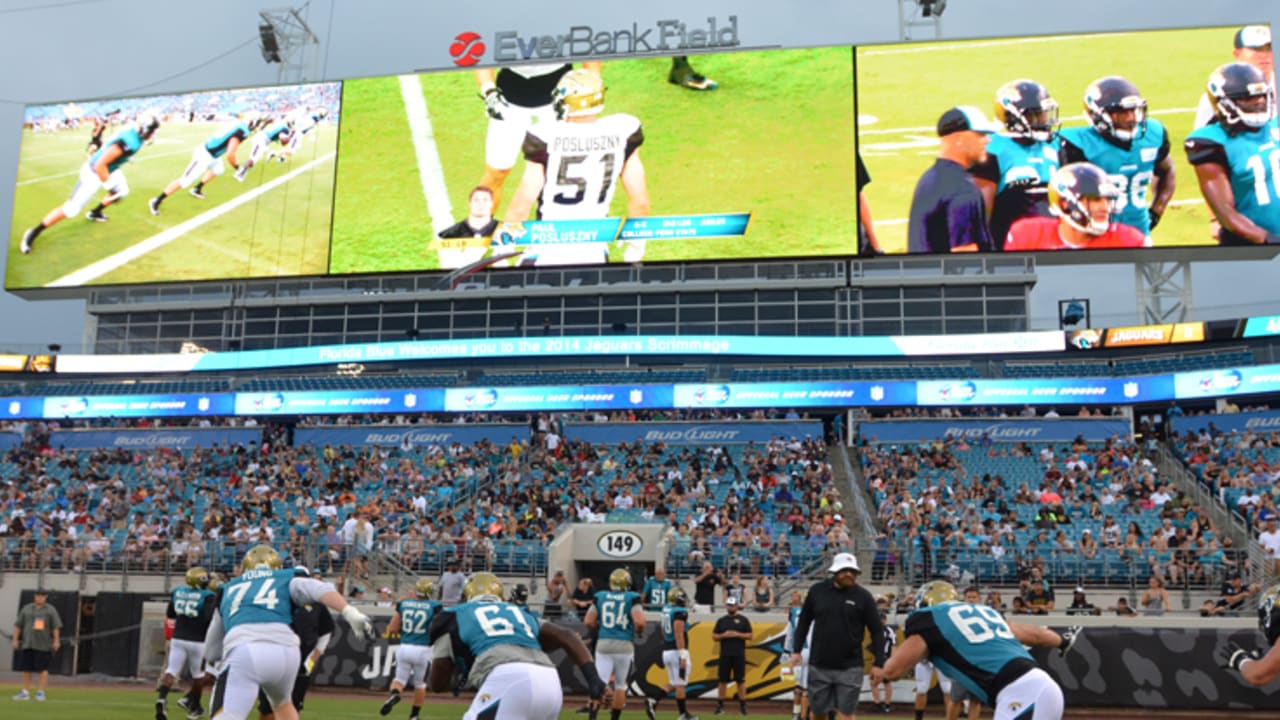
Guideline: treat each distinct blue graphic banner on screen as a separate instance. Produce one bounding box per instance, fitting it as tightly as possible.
[1174,364,1280,399]
[442,385,670,412]
[233,389,443,415]
[499,218,624,245]
[1168,408,1280,436]
[859,418,1131,444]
[671,381,916,408]
[49,428,263,450]
[1241,316,1280,339]
[914,377,1175,406]
[295,424,527,448]
[40,393,235,419]
[0,397,46,419]
[565,421,823,445]
[619,213,751,240]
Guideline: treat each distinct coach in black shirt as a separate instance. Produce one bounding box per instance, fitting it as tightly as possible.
[906,106,998,254]
[712,597,753,715]
[791,552,886,720]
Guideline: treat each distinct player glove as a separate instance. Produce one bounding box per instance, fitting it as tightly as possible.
[1058,626,1082,657]
[1217,641,1262,673]
[304,654,317,675]
[1148,208,1162,230]
[341,605,377,641]
[580,661,607,700]
[480,83,508,121]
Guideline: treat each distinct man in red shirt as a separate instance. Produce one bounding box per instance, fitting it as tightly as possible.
[1004,162,1147,250]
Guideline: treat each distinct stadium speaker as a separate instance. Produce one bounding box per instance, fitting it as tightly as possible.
[918,0,947,16]
[47,343,61,353]
[259,23,282,63]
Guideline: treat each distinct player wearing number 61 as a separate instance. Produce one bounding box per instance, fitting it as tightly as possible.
[202,545,377,720]
[871,581,1080,720]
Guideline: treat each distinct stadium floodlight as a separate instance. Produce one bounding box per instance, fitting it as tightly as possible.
[258,23,282,63]
[918,0,947,17]
[258,7,320,83]
[900,0,943,41]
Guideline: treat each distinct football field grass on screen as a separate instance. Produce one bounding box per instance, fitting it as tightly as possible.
[5,122,336,289]
[330,48,859,273]
[856,26,1237,254]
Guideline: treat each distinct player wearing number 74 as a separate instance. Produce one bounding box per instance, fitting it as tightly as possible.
[871,581,1080,720]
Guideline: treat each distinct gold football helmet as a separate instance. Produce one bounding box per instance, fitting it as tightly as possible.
[553,69,606,119]
[186,566,209,589]
[668,587,688,607]
[207,573,225,592]
[915,580,959,608]
[610,568,632,591]
[415,577,435,599]
[242,544,282,571]
[463,572,504,601]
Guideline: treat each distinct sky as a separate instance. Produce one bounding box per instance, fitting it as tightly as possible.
[0,0,1277,353]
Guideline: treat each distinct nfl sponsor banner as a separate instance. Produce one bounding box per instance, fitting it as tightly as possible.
[671,381,916,408]
[915,376,1175,406]
[858,418,1131,444]
[40,393,235,419]
[565,421,823,445]
[49,427,262,450]
[443,384,671,412]
[295,423,528,448]
[1174,364,1280,399]
[232,389,444,415]
[1169,408,1280,436]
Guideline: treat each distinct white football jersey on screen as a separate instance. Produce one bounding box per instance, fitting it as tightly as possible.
[522,113,644,220]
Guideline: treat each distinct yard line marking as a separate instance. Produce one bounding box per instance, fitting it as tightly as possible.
[858,33,1139,56]
[399,74,453,235]
[16,148,193,186]
[44,152,335,288]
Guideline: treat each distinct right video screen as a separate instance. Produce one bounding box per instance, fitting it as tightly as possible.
[855,23,1277,254]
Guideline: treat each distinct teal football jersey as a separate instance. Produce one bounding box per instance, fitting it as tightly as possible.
[204,121,250,158]
[397,598,442,646]
[661,605,689,649]
[1185,118,1280,241]
[593,590,642,642]
[904,602,1036,706]
[169,586,215,640]
[219,568,297,632]
[642,578,673,608]
[89,128,145,173]
[1060,121,1169,235]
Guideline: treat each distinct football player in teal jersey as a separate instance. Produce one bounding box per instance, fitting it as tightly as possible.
[872,582,1078,720]
[428,572,605,720]
[1185,62,1280,245]
[642,567,675,611]
[586,568,647,720]
[238,118,294,179]
[156,567,217,720]
[970,79,1061,248]
[645,588,697,720]
[19,113,159,254]
[149,112,258,215]
[1060,76,1176,238]
[380,578,442,719]
[203,545,375,720]
[1220,583,1280,685]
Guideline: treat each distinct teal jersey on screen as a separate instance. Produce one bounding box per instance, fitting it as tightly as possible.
[1060,120,1169,235]
[219,568,298,632]
[593,590,642,642]
[89,128,145,173]
[397,597,442,647]
[264,120,291,143]
[204,121,250,158]
[661,605,689,650]
[971,134,1059,244]
[903,602,1037,706]
[169,586,215,640]
[1185,118,1280,240]
[642,578,673,608]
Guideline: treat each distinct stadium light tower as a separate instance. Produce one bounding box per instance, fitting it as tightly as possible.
[899,0,944,41]
[258,6,321,84]
[1135,260,1192,325]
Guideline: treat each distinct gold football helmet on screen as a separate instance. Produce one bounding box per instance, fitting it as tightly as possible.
[415,578,435,599]
[186,566,209,589]
[242,544,283,571]
[915,580,959,608]
[553,69,606,120]
[610,568,632,591]
[463,572,504,602]
[993,79,1059,143]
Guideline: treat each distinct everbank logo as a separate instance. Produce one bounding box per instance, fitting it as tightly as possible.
[450,32,486,67]
[451,17,740,65]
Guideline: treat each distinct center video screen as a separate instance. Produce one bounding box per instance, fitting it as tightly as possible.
[855,24,1277,254]
[5,82,341,289]
[329,47,858,270]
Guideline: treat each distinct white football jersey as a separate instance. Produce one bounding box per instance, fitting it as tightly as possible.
[522,113,644,220]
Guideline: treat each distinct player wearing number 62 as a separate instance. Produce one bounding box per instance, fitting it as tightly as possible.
[872,581,1080,720]
[202,545,376,720]
[585,569,646,720]
[379,578,442,720]
[157,566,217,720]
[427,572,607,720]
[1185,62,1280,245]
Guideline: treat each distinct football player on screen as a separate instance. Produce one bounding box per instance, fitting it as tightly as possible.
[238,116,295,179]
[969,79,1061,248]
[19,112,160,254]
[501,68,650,266]
[1184,62,1280,245]
[1060,77,1176,240]
[149,112,260,215]
[1003,162,1145,251]
[474,61,602,212]
[1194,25,1275,129]
[271,107,328,162]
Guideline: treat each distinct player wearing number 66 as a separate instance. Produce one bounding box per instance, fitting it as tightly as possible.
[1185,62,1280,245]
[157,566,217,720]
[202,545,377,720]
[428,572,607,720]
[379,578,443,720]
[871,581,1080,720]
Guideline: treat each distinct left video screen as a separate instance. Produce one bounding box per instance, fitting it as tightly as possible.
[6,82,342,289]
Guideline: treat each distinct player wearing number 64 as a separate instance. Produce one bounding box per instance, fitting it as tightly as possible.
[202,545,377,720]
[871,581,1081,720]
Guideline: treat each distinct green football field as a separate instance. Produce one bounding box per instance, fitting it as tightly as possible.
[330,48,858,273]
[856,26,1237,254]
[5,122,336,288]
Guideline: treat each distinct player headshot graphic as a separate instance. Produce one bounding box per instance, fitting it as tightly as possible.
[970,79,1061,246]
[1060,76,1176,238]
[149,112,259,215]
[19,112,160,254]
[1184,62,1280,245]
[1004,162,1146,250]
[502,68,651,266]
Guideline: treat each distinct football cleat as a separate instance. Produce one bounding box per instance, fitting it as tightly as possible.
[1207,61,1274,132]
[86,210,108,222]
[156,699,168,720]
[149,197,162,215]
[234,166,249,182]
[914,580,958,608]
[646,698,658,720]
[1049,162,1121,236]
[1084,76,1148,142]
[553,68,606,119]
[20,228,37,254]
[379,693,401,716]
[189,187,206,199]
[669,67,718,91]
[993,79,1059,142]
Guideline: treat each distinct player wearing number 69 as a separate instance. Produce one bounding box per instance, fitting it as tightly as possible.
[502,68,651,266]
[428,572,607,720]
[1185,62,1280,245]
[379,578,442,720]
[202,545,376,720]
[585,569,647,720]
[872,581,1080,720]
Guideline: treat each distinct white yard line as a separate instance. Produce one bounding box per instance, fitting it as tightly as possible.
[44,152,335,288]
[398,74,453,235]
